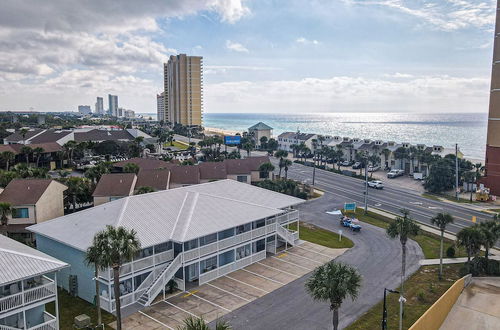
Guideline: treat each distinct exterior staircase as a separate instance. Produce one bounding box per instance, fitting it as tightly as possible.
[276,225,299,246]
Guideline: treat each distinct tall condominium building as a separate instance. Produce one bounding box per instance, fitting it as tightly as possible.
[108,94,118,117]
[78,105,91,115]
[163,54,203,126]
[483,0,500,196]
[95,96,104,114]
[157,92,166,122]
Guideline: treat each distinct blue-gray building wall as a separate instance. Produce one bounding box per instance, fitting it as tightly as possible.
[35,235,95,304]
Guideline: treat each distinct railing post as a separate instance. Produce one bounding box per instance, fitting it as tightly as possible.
[54,273,60,330]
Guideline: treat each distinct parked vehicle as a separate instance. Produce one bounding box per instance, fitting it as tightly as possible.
[367,180,384,189]
[340,160,352,166]
[368,165,380,172]
[339,216,362,232]
[387,169,404,178]
[413,172,424,180]
[352,162,363,169]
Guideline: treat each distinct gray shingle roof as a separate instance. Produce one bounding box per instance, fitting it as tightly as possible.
[29,180,304,250]
[248,122,273,130]
[0,235,68,285]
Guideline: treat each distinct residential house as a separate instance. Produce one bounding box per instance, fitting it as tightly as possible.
[0,143,63,169]
[113,157,173,171]
[277,132,317,153]
[92,173,137,206]
[29,180,302,313]
[248,122,273,147]
[0,179,67,239]
[0,235,68,330]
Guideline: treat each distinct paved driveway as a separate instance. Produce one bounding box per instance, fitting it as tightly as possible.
[218,192,424,330]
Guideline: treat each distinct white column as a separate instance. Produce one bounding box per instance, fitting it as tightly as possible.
[54,273,59,330]
[21,280,26,330]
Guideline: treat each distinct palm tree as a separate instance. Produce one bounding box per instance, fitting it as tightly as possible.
[178,316,231,330]
[456,226,483,273]
[386,209,420,330]
[283,159,292,179]
[430,213,454,280]
[477,221,500,269]
[20,146,32,164]
[93,226,141,330]
[393,147,408,172]
[32,147,45,168]
[84,239,105,327]
[305,261,361,330]
[258,162,275,179]
[63,140,77,166]
[242,142,254,157]
[1,151,15,171]
[20,128,28,144]
[135,186,156,195]
[0,202,12,236]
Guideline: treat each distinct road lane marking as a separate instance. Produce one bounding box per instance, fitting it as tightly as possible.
[138,311,175,330]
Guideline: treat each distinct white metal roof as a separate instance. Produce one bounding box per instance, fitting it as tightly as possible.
[0,235,68,285]
[29,180,304,251]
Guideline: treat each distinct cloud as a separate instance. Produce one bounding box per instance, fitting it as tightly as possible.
[225,40,249,52]
[204,75,489,113]
[383,72,414,78]
[296,37,320,45]
[204,65,282,74]
[210,0,251,23]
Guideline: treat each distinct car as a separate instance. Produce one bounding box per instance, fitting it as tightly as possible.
[352,162,363,169]
[368,165,380,172]
[340,160,351,166]
[387,169,404,178]
[367,180,384,189]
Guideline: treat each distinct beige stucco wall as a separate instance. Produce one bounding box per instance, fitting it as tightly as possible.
[34,181,67,223]
[227,174,250,184]
[94,196,111,206]
[9,205,36,225]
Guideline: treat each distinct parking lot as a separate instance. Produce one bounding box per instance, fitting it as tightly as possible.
[121,241,347,329]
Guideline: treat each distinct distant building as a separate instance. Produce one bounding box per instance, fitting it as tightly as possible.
[157,92,166,122]
[77,105,91,115]
[0,234,68,330]
[248,122,273,147]
[108,94,118,117]
[117,107,124,117]
[164,54,203,126]
[95,96,104,114]
[124,109,135,118]
[277,132,318,153]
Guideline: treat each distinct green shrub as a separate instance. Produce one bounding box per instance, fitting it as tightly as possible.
[416,289,426,302]
[446,246,456,258]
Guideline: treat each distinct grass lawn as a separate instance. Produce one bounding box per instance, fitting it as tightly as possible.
[47,288,115,329]
[422,192,479,204]
[289,222,354,249]
[164,141,188,150]
[345,264,463,330]
[346,209,467,259]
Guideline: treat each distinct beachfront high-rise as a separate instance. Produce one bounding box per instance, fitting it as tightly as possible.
[95,96,104,114]
[108,94,118,117]
[483,0,500,196]
[163,54,203,126]
[157,92,165,122]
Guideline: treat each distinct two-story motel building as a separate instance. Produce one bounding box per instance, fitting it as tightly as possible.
[28,180,303,313]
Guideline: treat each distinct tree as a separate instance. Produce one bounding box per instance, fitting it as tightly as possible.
[283,159,292,179]
[59,177,93,212]
[258,162,275,179]
[275,150,288,177]
[242,142,254,157]
[259,136,268,149]
[20,128,28,144]
[145,144,156,153]
[84,239,105,327]
[424,157,454,193]
[178,316,231,330]
[305,261,361,330]
[63,140,77,166]
[92,226,141,330]
[456,226,483,273]
[267,138,278,153]
[1,151,15,171]
[386,209,420,329]
[0,202,12,235]
[123,163,140,174]
[477,221,500,269]
[32,147,45,167]
[430,213,454,280]
[135,186,156,195]
[20,145,32,164]
[393,147,408,172]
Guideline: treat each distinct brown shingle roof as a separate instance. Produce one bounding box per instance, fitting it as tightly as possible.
[243,156,271,171]
[114,158,174,170]
[169,166,200,185]
[224,156,270,174]
[92,173,136,197]
[74,129,134,142]
[0,143,62,155]
[136,169,170,191]
[4,129,44,142]
[199,162,227,180]
[29,130,72,143]
[0,179,66,205]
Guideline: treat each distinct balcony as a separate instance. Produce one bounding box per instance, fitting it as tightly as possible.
[28,312,57,330]
[0,277,56,316]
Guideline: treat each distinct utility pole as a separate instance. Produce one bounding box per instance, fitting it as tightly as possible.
[312,153,316,186]
[455,143,459,200]
[382,288,399,330]
[364,160,368,214]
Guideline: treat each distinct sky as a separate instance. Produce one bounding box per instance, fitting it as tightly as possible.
[0,0,496,114]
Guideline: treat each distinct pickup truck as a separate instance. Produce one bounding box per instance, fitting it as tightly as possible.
[387,169,404,178]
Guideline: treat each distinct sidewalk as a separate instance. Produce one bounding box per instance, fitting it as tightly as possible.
[419,255,500,266]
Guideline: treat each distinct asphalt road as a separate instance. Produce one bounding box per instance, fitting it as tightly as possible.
[219,193,423,330]
[273,159,496,236]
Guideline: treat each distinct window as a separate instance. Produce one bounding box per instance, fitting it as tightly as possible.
[200,256,217,273]
[218,250,235,266]
[236,244,251,260]
[183,239,198,251]
[259,171,269,179]
[110,197,122,201]
[236,223,251,235]
[236,176,248,183]
[12,208,29,219]
[200,233,217,246]
[253,219,265,229]
[154,242,172,253]
[218,228,235,240]
[252,239,265,253]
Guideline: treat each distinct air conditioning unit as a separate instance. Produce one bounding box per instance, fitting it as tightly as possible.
[74,314,91,328]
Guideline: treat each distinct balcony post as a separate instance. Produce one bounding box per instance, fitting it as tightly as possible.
[21,280,27,330]
[54,273,59,330]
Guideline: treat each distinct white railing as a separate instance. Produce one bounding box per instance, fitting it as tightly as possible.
[142,253,183,306]
[111,291,135,312]
[134,263,169,296]
[99,295,111,313]
[251,226,267,238]
[199,241,218,257]
[28,312,57,330]
[0,324,21,330]
[0,278,56,315]
[276,225,298,246]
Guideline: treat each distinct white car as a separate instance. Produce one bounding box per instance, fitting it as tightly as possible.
[387,169,404,178]
[368,165,380,172]
[367,180,384,189]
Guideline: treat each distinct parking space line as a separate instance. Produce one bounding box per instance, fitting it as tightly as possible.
[224,275,270,294]
[206,283,251,302]
[294,245,333,259]
[162,300,200,319]
[182,290,199,298]
[152,291,183,305]
[190,292,232,312]
[271,256,313,271]
[256,262,299,278]
[285,251,323,264]
[241,268,286,285]
[138,310,175,330]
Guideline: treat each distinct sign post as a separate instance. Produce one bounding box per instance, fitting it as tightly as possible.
[338,229,343,242]
[344,202,356,212]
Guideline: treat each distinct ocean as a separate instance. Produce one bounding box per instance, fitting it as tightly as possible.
[140,112,488,161]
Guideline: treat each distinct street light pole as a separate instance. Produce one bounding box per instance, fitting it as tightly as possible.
[382,288,399,330]
[364,160,368,214]
[312,155,316,186]
[455,143,459,200]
